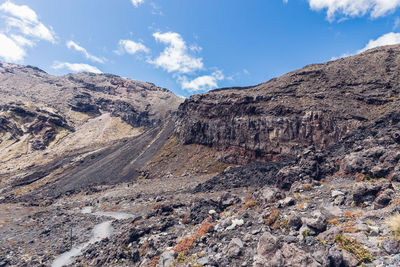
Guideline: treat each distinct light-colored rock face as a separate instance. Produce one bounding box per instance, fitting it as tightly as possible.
[0,62,183,128]
[0,61,183,199]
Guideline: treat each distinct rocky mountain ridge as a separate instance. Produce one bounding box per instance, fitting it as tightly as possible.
[1,45,400,267]
[176,44,400,164]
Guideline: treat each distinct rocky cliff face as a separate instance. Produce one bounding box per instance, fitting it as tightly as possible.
[176,45,400,164]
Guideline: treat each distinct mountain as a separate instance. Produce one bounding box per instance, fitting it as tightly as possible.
[0,62,183,201]
[1,45,400,267]
[176,44,400,164]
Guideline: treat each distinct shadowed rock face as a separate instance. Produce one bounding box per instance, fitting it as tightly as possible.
[175,45,400,164]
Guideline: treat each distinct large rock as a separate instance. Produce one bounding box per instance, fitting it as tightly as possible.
[373,189,394,209]
[304,211,327,232]
[382,238,400,255]
[255,232,318,267]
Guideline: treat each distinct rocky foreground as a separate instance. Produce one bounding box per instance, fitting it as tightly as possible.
[2,164,400,267]
[1,45,400,267]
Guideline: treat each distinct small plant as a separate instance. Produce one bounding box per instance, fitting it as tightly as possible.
[344,210,361,220]
[144,256,160,267]
[265,208,280,226]
[173,253,201,267]
[272,220,281,230]
[173,218,213,254]
[386,212,400,241]
[335,234,374,263]
[303,183,313,190]
[327,218,339,226]
[302,229,310,238]
[280,218,289,229]
[339,221,358,233]
[176,252,186,263]
[241,199,258,210]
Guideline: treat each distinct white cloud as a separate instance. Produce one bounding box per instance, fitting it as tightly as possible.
[52,62,102,74]
[0,1,55,62]
[358,32,400,53]
[150,2,163,16]
[0,1,55,43]
[11,34,34,47]
[117,39,150,55]
[0,33,26,62]
[67,41,105,63]
[180,70,224,92]
[131,0,144,7]
[149,32,204,73]
[331,32,400,61]
[305,0,400,21]
[0,1,38,23]
[330,52,352,61]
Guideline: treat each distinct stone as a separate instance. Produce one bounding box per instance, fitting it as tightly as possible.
[279,243,318,267]
[341,250,359,267]
[373,189,394,209]
[288,214,302,230]
[224,238,244,258]
[312,250,329,266]
[317,227,341,245]
[282,235,297,243]
[279,197,296,207]
[331,190,344,198]
[257,232,279,259]
[352,182,381,205]
[218,192,240,210]
[328,246,343,267]
[197,256,211,266]
[304,211,327,232]
[226,219,244,230]
[159,249,176,267]
[382,238,400,255]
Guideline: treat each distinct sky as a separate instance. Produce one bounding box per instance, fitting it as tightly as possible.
[1,1,400,97]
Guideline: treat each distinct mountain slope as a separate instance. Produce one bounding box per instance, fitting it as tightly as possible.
[0,62,184,201]
[176,44,400,164]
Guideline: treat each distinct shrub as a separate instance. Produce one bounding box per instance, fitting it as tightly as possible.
[335,234,374,263]
[265,208,280,226]
[386,212,400,241]
[344,211,361,220]
[303,183,313,190]
[241,199,258,210]
[173,218,213,254]
[327,218,339,226]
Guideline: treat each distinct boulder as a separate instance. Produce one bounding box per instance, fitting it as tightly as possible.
[382,238,400,255]
[303,211,327,232]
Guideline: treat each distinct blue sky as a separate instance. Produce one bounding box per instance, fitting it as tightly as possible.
[1,0,400,97]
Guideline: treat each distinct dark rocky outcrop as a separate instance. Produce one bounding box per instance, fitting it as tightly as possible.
[176,45,400,165]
